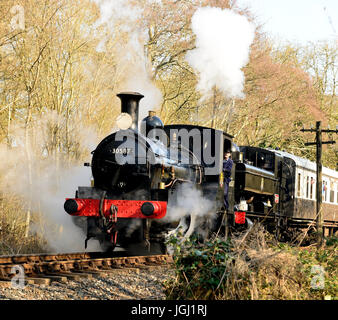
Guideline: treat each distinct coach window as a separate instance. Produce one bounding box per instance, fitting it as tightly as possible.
[297,173,301,197]
[323,181,328,202]
[310,177,314,199]
[330,181,335,203]
[313,179,316,200]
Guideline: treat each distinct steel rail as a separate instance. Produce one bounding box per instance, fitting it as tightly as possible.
[0,252,173,284]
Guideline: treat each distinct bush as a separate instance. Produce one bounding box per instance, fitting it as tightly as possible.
[0,193,47,255]
[164,223,337,300]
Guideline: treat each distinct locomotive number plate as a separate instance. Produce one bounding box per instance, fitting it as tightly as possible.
[111,148,133,154]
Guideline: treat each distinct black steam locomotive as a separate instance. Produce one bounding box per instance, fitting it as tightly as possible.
[64,92,338,252]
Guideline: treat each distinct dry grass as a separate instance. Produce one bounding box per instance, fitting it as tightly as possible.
[0,193,47,255]
[224,224,304,299]
[165,223,337,300]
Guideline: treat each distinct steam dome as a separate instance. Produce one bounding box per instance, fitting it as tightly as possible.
[141,111,164,138]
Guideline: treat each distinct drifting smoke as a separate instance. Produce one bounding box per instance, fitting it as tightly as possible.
[93,0,163,123]
[164,183,215,240]
[29,166,102,253]
[165,183,214,221]
[0,113,102,253]
[122,34,163,122]
[186,7,256,100]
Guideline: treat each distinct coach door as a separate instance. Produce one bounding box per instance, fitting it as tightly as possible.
[280,157,296,217]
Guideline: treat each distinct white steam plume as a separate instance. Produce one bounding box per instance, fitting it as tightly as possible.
[93,0,163,122]
[186,7,255,100]
[165,183,214,222]
[163,183,215,240]
[0,113,102,253]
[121,32,163,123]
[30,166,102,253]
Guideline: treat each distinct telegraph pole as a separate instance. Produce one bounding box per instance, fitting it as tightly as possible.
[301,121,336,248]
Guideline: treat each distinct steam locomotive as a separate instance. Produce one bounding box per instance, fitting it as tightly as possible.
[64,92,338,252]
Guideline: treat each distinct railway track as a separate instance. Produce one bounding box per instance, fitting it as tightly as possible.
[0,252,173,287]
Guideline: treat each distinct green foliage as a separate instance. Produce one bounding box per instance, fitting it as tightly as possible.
[326,236,338,247]
[165,235,232,299]
[296,241,337,299]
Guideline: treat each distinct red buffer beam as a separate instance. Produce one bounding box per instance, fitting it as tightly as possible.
[64,198,167,219]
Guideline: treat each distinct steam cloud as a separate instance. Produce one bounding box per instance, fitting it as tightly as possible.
[165,183,214,222]
[163,183,216,240]
[186,7,256,100]
[93,0,163,123]
[30,166,102,253]
[0,113,102,253]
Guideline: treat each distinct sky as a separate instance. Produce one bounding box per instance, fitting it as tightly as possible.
[236,0,338,44]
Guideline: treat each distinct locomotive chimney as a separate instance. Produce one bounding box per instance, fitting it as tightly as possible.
[117,92,144,131]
